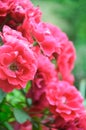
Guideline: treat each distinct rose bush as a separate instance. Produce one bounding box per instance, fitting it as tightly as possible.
[0,0,85,130]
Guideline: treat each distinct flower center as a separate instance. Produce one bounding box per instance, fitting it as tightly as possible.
[10,63,18,71]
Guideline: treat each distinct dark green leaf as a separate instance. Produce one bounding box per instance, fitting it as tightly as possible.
[13,108,32,123]
[32,122,42,130]
[0,103,12,122]
[0,112,9,122]
[0,89,6,103]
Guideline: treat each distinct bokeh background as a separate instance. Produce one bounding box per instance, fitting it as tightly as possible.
[31,0,86,102]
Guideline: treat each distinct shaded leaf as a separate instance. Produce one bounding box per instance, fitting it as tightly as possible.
[0,89,6,103]
[13,108,32,123]
[27,98,32,107]
[32,122,42,130]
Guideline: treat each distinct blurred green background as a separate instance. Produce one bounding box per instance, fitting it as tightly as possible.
[31,0,86,99]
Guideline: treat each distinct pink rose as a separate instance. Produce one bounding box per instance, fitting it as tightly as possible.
[0,0,34,30]
[77,113,86,129]
[27,54,57,110]
[46,81,84,121]
[10,0,34,22]
[17,6,42,43]
[61,122,78,130]
[1,25,30,45]
[19,20,70,56]
[0,0,15,29]
[19,21,60,56]
[57,41,76,81]
[57,112,86,129]
[0,0,14,16]
[0,26,37,92]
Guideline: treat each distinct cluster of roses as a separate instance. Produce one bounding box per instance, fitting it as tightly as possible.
[0,0,86,130]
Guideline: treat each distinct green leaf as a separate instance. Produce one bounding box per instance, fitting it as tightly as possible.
[6,89,26,107]
[3,122,13,130]
[0,112,9,122]
[33,41,38,46]
[24,81,31,93]
[0,104,12,122]
[51,59,57,68]
[32,122,42,130]
[32,117,42,130]
[13,108,32,123]
[27,98,32,107]
[0,89,6,103]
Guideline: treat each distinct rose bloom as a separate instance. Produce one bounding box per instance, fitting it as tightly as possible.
[0,0,15,28]
[10,0,34,22]
[18,6,42,43]
[0,26,37,92]
[19,18,72,57]
[0,0,14,16]
[60,121,78,130]
[0,0,34,29]
[60,113,86,130]
[0,25,30,45]
[23,21,76,83]
[57,41,76,83]
[27,53,57,110]
[77,112,86,129]
[46,81,85,121]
